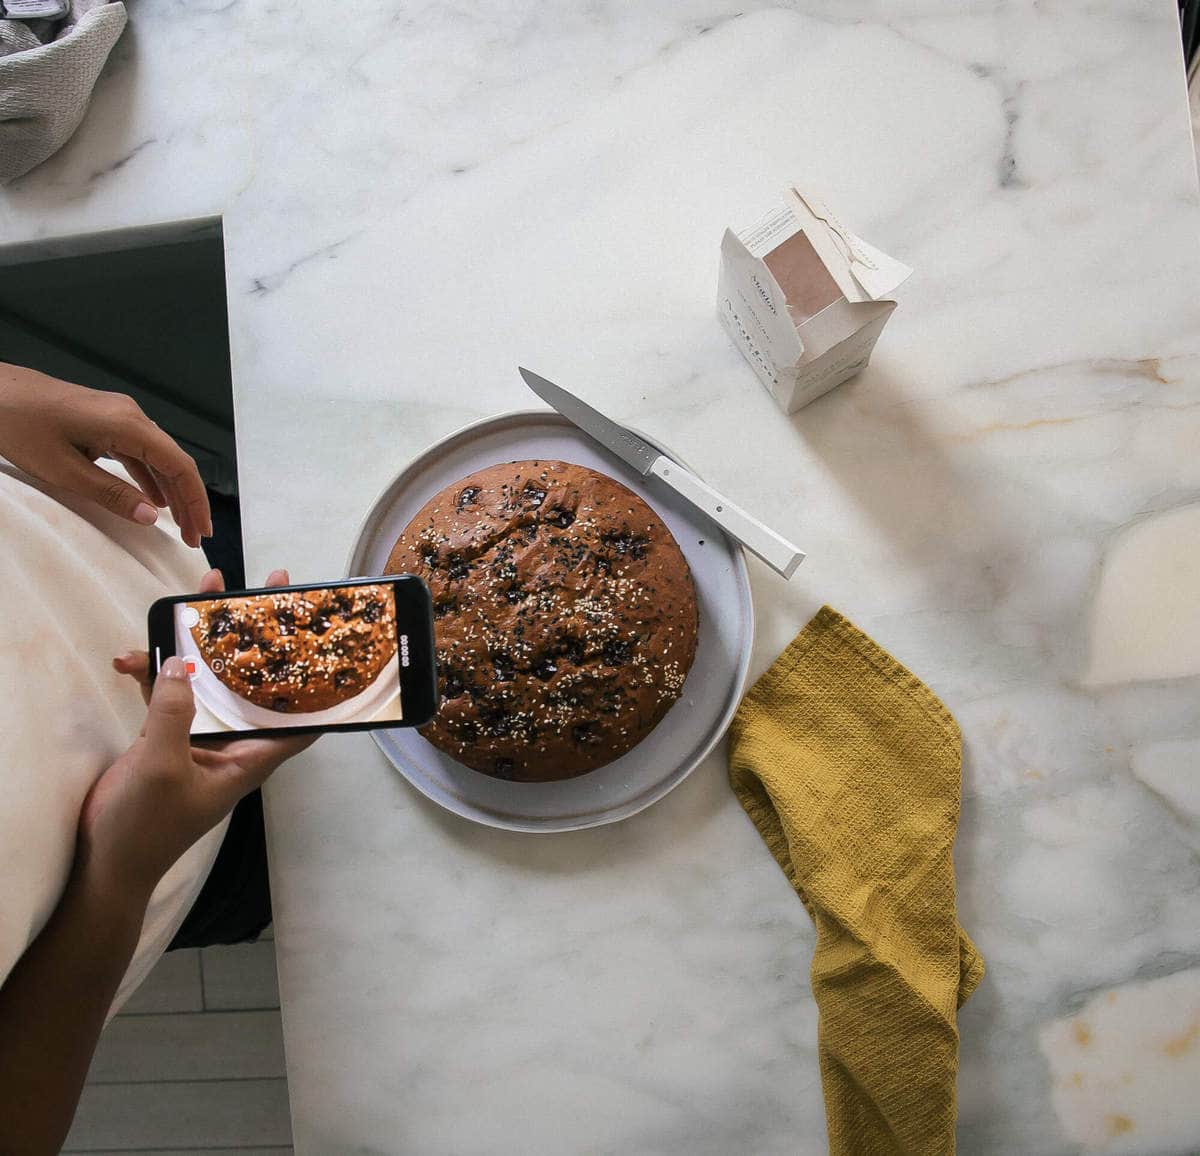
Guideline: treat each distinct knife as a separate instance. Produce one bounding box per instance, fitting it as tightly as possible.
[519,368,805,579]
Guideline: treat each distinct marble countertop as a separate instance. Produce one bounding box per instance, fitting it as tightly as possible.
[5,3,1200,1152]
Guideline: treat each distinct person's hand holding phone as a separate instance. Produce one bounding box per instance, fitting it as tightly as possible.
[0,361,212,548]
[79,568,314,904]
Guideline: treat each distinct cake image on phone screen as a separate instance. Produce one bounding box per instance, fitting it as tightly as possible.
[177,584,399,725]
[386,460,699,782]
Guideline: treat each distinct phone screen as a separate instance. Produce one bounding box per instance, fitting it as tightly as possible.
[149,577,435,737]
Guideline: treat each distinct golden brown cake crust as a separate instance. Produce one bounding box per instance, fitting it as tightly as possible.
[385,460,699,782]
[189,584,397,713]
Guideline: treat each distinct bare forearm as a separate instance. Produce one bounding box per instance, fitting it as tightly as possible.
[0,601,302,1154]
[0,868,148,1155]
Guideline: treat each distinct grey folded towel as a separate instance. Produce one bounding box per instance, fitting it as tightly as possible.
[0,0,126,185]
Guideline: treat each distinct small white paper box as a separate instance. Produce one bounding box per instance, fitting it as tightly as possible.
[718,187,912,414]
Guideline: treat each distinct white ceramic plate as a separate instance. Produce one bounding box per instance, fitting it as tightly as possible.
[346,411,754,832]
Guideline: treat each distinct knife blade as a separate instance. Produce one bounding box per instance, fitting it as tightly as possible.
[518,367,805,579]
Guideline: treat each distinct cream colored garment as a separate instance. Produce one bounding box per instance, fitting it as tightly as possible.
[0,460,226,1015]
[0,0,127,184]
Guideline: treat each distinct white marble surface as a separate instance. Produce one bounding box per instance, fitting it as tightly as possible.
[4,3,1200,1153]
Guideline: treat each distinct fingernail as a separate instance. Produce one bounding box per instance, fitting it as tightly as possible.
[133,502,158,526]
[161,656,187,680]
[204,520,214,538]
[115,651,136,665]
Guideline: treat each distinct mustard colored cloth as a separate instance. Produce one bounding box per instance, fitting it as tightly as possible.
[728,606,984,1156]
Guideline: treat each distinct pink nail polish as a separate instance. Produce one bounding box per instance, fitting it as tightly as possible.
[133,502,158,526]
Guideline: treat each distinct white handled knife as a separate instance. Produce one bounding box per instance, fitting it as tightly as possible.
[519,368,805,579]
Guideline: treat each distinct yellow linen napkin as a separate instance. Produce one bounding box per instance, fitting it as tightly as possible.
[728,606,984,1156]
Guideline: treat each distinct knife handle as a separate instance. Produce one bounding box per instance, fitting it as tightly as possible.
[649,457,805,579]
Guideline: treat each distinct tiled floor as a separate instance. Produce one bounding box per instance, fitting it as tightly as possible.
[61,929,292,1154]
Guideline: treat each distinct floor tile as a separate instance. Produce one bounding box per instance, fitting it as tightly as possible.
[69,1149,292,1155]
[118,949,203,1015]
[89,1010,286,1084]
[63,1079,292,1150]
[200,939,280,1010]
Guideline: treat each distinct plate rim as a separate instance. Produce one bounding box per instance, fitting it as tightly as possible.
[346,408,754,833]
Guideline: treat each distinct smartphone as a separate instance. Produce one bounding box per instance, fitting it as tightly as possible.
[148,575,437,738]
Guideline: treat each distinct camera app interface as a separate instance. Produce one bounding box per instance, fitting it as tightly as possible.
[172,583,402,733]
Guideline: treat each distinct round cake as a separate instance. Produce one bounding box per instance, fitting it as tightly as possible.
[189,584,397,713]
[385,460,699,781]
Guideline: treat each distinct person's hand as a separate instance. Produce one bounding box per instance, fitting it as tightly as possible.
[0,361,211,548]
[78,568,314,903]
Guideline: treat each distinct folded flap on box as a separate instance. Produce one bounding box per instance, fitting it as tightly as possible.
[798,296,894,362]
[786,188,912,302]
